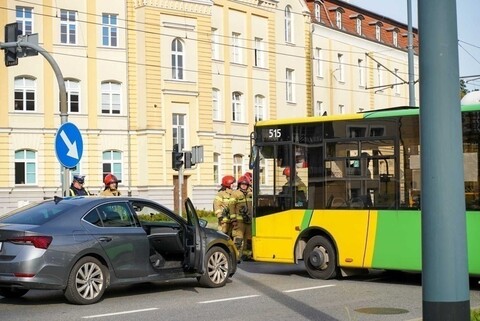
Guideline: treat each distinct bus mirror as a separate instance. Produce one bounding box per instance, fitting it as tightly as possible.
[249,146,258,170]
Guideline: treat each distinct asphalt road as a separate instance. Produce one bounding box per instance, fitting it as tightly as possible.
[1,261,479,321]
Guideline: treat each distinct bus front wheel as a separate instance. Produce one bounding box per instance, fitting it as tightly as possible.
[303,236,338,280]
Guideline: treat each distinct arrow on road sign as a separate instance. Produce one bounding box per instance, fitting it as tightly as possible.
[60,130,79,159]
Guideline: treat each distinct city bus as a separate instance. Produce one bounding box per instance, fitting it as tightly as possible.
[249,105,480,279]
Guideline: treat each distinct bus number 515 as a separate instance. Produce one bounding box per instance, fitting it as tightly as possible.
[268,128,281,139]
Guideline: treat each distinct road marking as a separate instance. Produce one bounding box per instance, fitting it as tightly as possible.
[283,284,336,293]
[198,294,260,304]
[82,308,159,319]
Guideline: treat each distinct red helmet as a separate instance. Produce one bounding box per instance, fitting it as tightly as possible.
[238,175,250,186]
[283,167,291,177]
[104,173,119,185]
[243,172,252,182]
[221,175,235,188]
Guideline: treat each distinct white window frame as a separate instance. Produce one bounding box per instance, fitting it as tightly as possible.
[171,38,184,80]
[284,6,293,43]
[60,9,77,44]
[14,77,36,112]
[358,59,365,88]
[336,11,342,29]
[315,101,324,116]
[211,28,220,60]
[338,53,345,83]
[356,17,362,35]
[254,94,265,122]
[172,113,186,151]
[102,150,123,182]
[232,32,242,64]
[65,79,80,113]
[16,6,33,35]
[15,149,37,185]
[233,154,243,180]
[213,153,221,184]
[254,37,265,68]
[232,91,243,122]
[375,24,381,41]
[394,68,401,95]
[377,64,384,89]
[286,68,295,102]
[315,48,323,78]
[101,81,121,114]
[314,3,321,21]
[212,88,221,120]
[393,30,398,47]
[102,13,118,47]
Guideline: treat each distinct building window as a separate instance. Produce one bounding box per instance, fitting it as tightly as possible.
[101,81,121,114]
[102,13,118,47]
[232,32,242,64]
[375,24,381,41]
[338,53,345,82]
[213,88,221,120]
[102,150,122,182]
[213,153,220,184]
[356,17,362,35]
[65,79,80,113]
[358,59,365,88]
[211,28,220,60]
[254,94,265,122]
[377,64,384,89]
[15,149,37,184]
[16,6,33,35]
[284,6,293,43]
[173,113,186,151]
[336,10,342,29]
[315,48,323,78]
[233,154,243,180]
[254,37,265,68]
[60,9,77,44]
[172,38,184,80]
[286,68,295,102]
[232,91,243,122]
[314,3,321,22]
[315,101,323,116]
[14,77,36,112]
[394,68,401,95]
[393,30,398,47]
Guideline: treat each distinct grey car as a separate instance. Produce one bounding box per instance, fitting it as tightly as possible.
[0,196,238,304]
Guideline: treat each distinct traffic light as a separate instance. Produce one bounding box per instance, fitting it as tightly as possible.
[172,144,183,171]
[4,23,19,67]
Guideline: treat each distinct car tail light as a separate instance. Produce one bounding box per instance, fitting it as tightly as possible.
[8,236,53,249]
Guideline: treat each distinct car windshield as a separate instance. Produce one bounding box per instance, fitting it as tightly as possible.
[0,201,73,225]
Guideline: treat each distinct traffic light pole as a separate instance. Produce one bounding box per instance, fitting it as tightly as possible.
[0,40,69,195]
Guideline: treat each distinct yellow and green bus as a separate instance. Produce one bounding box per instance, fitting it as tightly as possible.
[249,105,480,279]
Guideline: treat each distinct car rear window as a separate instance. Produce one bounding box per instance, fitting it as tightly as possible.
[0,202,72,225]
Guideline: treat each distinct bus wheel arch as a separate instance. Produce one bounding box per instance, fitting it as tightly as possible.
[302,235,338,280]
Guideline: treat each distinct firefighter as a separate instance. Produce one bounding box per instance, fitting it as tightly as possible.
[213,175,236,236]
[100,173,121,196]
[231,175,253,260]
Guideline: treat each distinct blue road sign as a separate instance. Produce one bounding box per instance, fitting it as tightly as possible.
[55,122,83,168]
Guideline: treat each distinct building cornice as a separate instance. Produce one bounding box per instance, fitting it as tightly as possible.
[134,0,212,14]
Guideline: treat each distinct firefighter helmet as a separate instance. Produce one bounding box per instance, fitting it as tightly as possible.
[238,175,250,186]
[283,167,291,177]
[104,173,119,185]
[221,175,235,188]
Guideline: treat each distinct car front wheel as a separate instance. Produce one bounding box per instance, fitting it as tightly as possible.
[198,246,230,288]
[64,256,108,305]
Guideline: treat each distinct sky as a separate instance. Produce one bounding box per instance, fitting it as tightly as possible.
[346,0,480,91]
